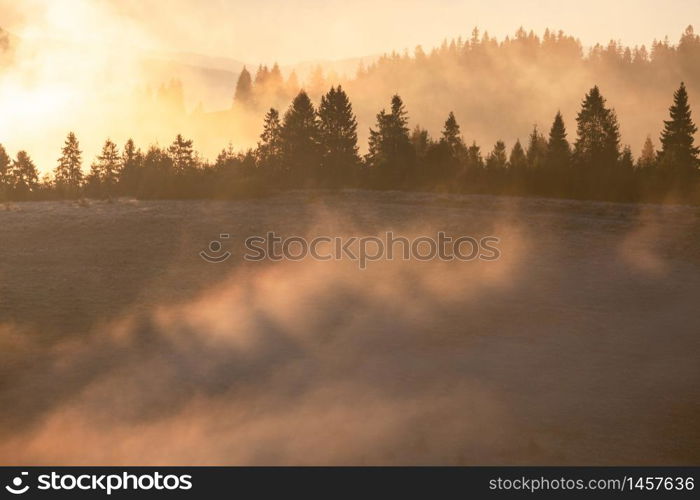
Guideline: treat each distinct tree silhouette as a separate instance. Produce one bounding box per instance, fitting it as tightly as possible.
[257,108,283,176]
[119,139,143,196]
[0,144,11,199]
[234,66,254,107]
[526,125,548,169]
[317,86,360,187]
[638,136,657,170]
[366,94,415,188]
[509,140,527,170]
[55,132,83,197]
[280,90,321,185]
[486,140,508,170]
[12,151,39,199]
[573,86,621,170]
[658,82,699,173]
[546,112,570,170]
[168,134,196,172]
[92,139,121,197]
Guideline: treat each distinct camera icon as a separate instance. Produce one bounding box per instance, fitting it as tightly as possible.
[200,234,232,263]
[5,472,29,495]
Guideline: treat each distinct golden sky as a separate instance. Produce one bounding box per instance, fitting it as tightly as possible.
[2,0,697,64]
[0,0,696,172]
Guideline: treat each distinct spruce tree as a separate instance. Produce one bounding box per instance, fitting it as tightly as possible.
[0,144,11,198]
[280,90,321,184]
[55,131,83,196]
[168,134,196,172]
[509,140,527,170]
[620,145,634,170]
[257,108,283,174]
[637,136,656,170]
[546,111,570,170]
[233,66,254,107]
[411,125,431,161]
[466,141,484,170]
[120,139,143,195]
[366,95,415,187]
[12,151,39,197]
[573,86,621,170]
[526,125,548,169]
[441,112,466,154]
[658,82,699,172]
[317,86,360,186]
[486,141,508,170]
[94,139,121,197]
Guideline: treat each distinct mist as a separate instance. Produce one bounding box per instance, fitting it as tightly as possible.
[1,1,699,173]
[0,192,698,464]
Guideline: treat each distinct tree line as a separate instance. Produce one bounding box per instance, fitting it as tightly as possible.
[0,82,697,204]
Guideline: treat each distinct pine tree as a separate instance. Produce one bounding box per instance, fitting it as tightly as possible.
[93,139,121,197]
[0,144,11,198]
[637,136,656,170]
[257,108,283,174]
[573,86,621,169]
[168,134,196,172]
[55,132,83,196]
[317,86,360,186]
[280,90,321,184]
[233,66,253,107]
[366,94,415,187]
[486,141,508,170]
[509,140,527,170]
[440,111,466,159]
[526,125,548,168]
[411,125,431,161]
[466,141,484,170]
[658,82,699,172]
[119,139,143,195]
[546,111,570,170]
[620,145,634,170]
[12,151,39,197]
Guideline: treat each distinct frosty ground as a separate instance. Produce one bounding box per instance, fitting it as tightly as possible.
[0,190,699,464]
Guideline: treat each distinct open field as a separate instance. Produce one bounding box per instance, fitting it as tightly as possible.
[1,191,699,464]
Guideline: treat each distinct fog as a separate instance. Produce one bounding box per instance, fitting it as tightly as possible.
[1,1,699,173]
[0,192,698,464]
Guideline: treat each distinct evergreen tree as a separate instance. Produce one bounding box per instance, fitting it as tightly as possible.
[526,125,548,168]
[168,134,196,172]
[366,94,415,188]
[658,82,699,172]
[234,66,254,107]
[509,140,527,170]
[441,112,466,154]
[119,138,143,195]
[280,90,321,184]
[411,125,431,161]
[546,111,570,170]
[55,132,83,197]
[466,141,484,170]
[620,145,634,170]
[637,136,657,170]
[93,139,121,197]
[12,150,39,198]
[317,86,360,186]
[573,86,621,170]
[0,144,11,198]
[257,108,283,174]
[486,141,508,170]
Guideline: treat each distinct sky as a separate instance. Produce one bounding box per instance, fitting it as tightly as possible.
[1,0,698,64]
[0,0,697,171]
